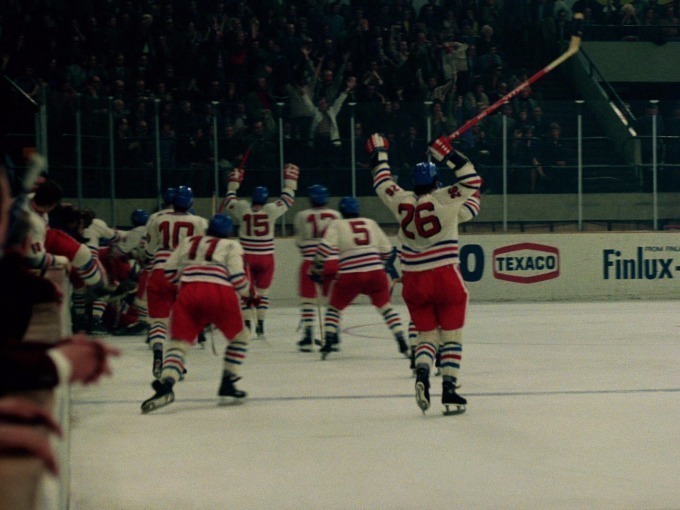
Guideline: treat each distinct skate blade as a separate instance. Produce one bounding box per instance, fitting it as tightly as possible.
[415,382,430,413]
[299,346,312,353]
[443,405,466,416]
[141,393,174,414]
[218,395,246,406]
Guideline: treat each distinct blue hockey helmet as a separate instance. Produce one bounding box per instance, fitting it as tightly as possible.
[207,214,233,238]
[173,185,194,209]
[339,196,360,216]
[252,186,269,205]
[308,184,329,206]
[412,162,440,187]
[130,209,149,227]
[163,187,177,206]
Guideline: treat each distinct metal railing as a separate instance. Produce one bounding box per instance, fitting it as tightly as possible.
[7,92,680,230]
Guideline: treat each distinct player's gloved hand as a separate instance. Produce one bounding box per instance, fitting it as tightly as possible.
[283,163,300,191]
[308,261,324,284]
[365,133,390,166]
[429,135,469,170]
[227,168,244,191]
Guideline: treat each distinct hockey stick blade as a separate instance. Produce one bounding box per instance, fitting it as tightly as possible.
[447,13,584,141]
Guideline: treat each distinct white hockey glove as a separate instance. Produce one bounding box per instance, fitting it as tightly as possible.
[429,135,469,171]
[365,133,390,167]
[227,168,244,192]
[283,163,300,191]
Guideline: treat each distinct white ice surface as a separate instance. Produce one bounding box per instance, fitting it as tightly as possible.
[69,301,680,510]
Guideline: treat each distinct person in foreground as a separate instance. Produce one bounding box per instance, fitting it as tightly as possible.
[365,133,482,415]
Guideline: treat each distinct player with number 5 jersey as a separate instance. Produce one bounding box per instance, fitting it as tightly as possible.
[220,163,299,339]
[365,133,482,416]
[311,196,408,359]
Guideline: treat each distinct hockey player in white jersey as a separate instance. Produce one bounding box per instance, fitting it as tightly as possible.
[141,214,257,413]
[122,188,176,337]
[81,210,127,334]
[400,188,481,374]
[366,133,482,415]
[311,196,408,360]
[220,163,299,338]
[293,184,340,351]
[112,209,151,335]
[144,186,208,379]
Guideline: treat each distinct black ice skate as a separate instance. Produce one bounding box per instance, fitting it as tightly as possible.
[320,332,339,360]
[218,373,247,404]
[297,327,314,352]
[415,367,431,413]
[244,319,251,333]
[255,320,265,339]
[442,380,467,416]
[197,329,206,348]
[141,379,175,414]
[152,346,163,379]
[114,320,148,336]
[409,347,416,376]
[90,318,109,337]
[395,332,409,357]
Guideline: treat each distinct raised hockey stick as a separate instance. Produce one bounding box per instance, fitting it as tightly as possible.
[447,13,584,141]
[218,145,253,214]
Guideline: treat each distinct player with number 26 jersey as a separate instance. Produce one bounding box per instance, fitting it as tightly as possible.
[366,133,482,415]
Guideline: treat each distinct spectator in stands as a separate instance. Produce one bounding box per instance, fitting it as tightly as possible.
[463,81,490,120]
[541,122,570,192]
[530,105,552,138]
[657,5,680,42]
[306,76,357,168]
[509,125,545,192]
[620,4,642,40]
[511,86,538,117]
[487,102,517,141]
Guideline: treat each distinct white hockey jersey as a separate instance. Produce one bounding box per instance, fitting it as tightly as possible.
[294,206,341,261]
[83,218,122,257]
[315,217,392,274]
[145,212,208,268]
[24,200,53,269]
[222,187,295,256]
[372,162,482,272]
[164,235,249,297]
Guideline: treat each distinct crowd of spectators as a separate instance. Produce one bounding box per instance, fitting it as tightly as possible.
[0,0,677,196]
